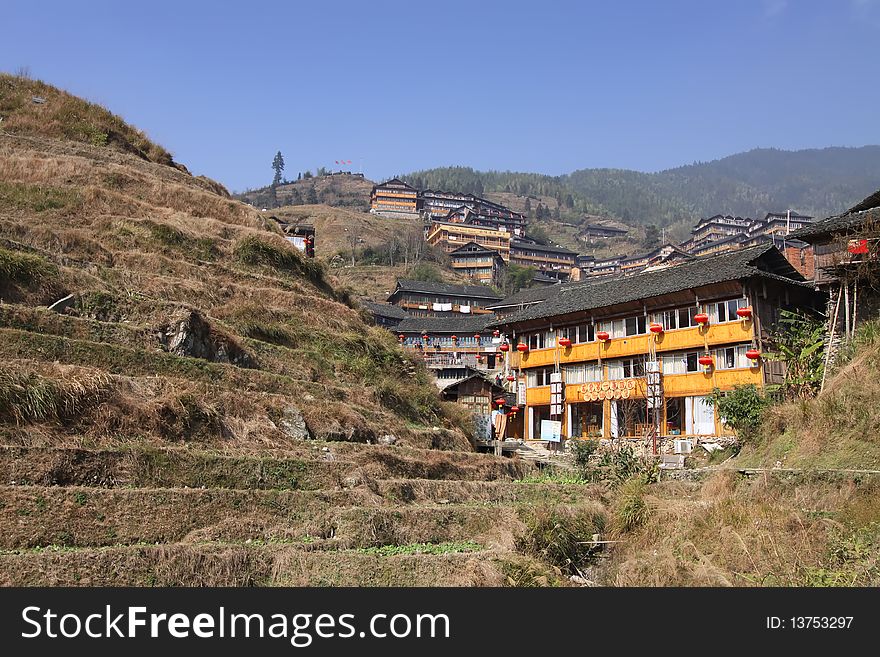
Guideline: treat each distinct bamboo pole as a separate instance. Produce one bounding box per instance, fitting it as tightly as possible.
[820,282,843,392]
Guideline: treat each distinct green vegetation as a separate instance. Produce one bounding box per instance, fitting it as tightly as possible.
[708,385,769,443]
[0,182,80,212]
[0,247,57,287]
[401,147,880,229]
[610,476,650,534]
[0,73,175,166]
[355,541,482,556]
[145,221,218,260]
[0,368,111,424]
[766,309,825,399]
[516,505,605,575]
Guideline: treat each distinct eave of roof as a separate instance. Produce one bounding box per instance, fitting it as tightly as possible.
[489,245,808,328]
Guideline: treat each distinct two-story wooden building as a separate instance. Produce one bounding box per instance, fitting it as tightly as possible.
[387,279,502,317]
[490,245,822,442]
[449,242,506,286]
[369,178,420,217]
[791,189,880,339]
[509,240,578,281]
[395,315,506,382]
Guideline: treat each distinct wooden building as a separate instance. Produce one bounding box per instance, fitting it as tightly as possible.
[395,315,506,381]
[369,178,420,217]
[425,221,512,260]
[579,223,629,242]
[791,189,880,339]
[387,279,502,317]
[491,245,822,442]
[442,204,526,236]
[361,301,408,329]
[509,240,578,281]
[441,372,507,415]
[449,242,506,286]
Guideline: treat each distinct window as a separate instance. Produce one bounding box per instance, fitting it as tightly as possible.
[561,323,594,343]
[608,357,645,380]
[625,316,647,336]
[715,345,749,370]
[526,367,554,387]
[527,333,545,350]
[664,352,701,374]
[709,298,747,323]
[654,307,698,330]
[563,363,601,384]
[597,319,626,338]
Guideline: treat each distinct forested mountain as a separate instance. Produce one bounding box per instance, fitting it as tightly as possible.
[400,146,880,228]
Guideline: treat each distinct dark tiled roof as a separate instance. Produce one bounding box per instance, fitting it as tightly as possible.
[491,245,807,327]
[485,283,566,310]
[790,189,880,241]
[396,314,494,334]
[360,301,408,320]
[582,223,628,233]
[450,241,501,257]
[511,240,578,256]
[442,372,506,395]
[390,279,503,300]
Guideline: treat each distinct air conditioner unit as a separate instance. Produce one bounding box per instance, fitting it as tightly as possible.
[673,439,693,454]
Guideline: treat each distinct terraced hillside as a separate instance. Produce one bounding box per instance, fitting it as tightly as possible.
[0,74,613,586]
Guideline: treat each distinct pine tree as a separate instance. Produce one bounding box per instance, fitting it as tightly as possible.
[272,151,285,187]
[305,185,318,204]
[524,197,532,214]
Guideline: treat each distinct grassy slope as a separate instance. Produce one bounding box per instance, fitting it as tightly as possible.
[602,320,880,586]
[0,73,465,450]
[735,320,880,470]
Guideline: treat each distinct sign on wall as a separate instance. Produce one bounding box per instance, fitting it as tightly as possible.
[540,419,562,443]
[579,380,635,401]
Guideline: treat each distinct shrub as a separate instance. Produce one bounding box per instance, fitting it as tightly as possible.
[708,385,769,441]
[516,505,605,575]
[0,247,57,286]
[611,476,650,534]
[0,369,112,424]
[571,438,598,472]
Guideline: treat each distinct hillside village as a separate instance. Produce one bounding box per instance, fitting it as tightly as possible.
[2,72,880,589]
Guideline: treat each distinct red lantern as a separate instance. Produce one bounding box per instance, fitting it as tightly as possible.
[694,313,709,325]
[736,307,753,319]
[494,397,506,406]
[506,374,515,381]
[596,331,610,341]
[746,349,761,360]
[450,335,457,342]
[510,406,520,413]
[516,343,529,352]
[493,330,500,337]
[499,343,510,352]
[649,323,663,334]
[474,333,481,340]
[698,354,714,367]
[558,337,572,348]
[476,355,483,362]
[398,334,405,341]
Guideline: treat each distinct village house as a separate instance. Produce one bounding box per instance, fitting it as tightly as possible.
[360,301,408,330]
[368,178,420,217]
[425,220,513,261]
[791,189,880,340]
[394,314,505,385]
[579,223,629,243]
[449,242,506,286]
[386,280,502,317]
[509,240,578,282]
[491,245,822,443]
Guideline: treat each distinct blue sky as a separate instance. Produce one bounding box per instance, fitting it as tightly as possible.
[2,0,878,191]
